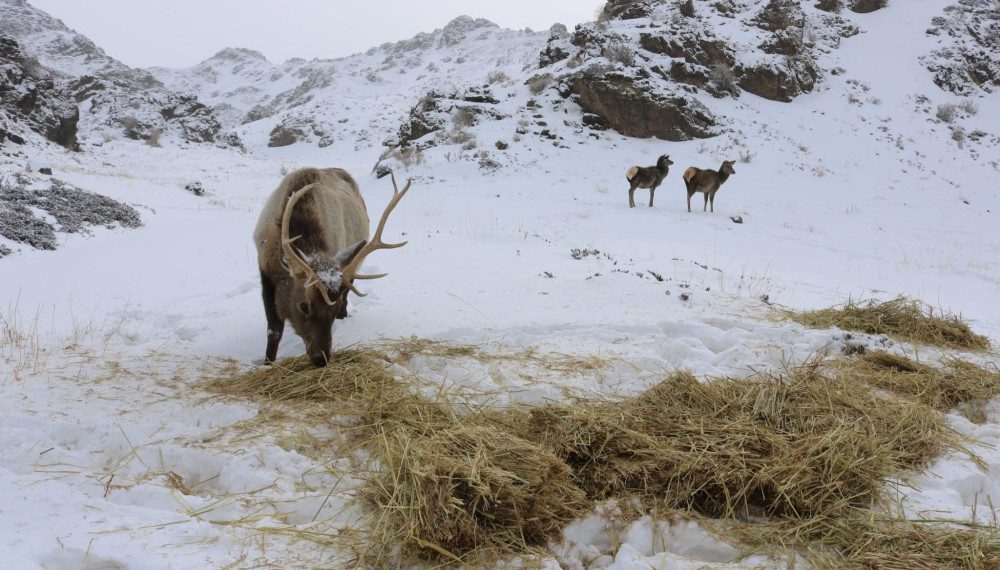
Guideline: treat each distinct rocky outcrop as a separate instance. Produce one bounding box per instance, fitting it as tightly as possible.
[0,36,78,150]
[849,0,887,13]
[923,0,998,95]
[391,87,505,148]
[738,57,818,102]
[268,115,332,148]
[566,69,716,141]
[602,0,655,20]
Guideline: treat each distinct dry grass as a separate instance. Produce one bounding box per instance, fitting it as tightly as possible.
[843,351,1000,421]
[736,514,1000,569]
[511,362,968,520]
[208,341,590,564]
[787,296,991,351]
[207,337,998,567]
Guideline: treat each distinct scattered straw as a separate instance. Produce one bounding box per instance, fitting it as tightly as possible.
[206,337,998,567]
[842,351,1000,423]
[787,296,991,351]
[205,350,394,403]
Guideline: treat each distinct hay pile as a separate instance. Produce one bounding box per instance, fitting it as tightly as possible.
[788,296,991,351]
[512,363,963,519]
[210,338,1000,567]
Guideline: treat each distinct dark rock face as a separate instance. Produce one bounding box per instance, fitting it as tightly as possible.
[849,0,887,13]
[567,70,716,141]
[639,32,734,67]
[815,0,844,12]
[738,57,818,102]
[396,95,446,147]
[0,36,79,150]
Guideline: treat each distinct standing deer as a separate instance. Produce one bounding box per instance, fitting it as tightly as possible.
[625,154,673,208]
[253,167,410,367]
[683,160,736,213]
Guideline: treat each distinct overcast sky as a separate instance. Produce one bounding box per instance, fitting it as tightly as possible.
[30,0,603,68]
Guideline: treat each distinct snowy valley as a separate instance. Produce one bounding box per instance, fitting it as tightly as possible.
[1,0,999,568]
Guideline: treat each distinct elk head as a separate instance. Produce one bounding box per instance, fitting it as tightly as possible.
[280,173,411,367]
[721,160,736,175]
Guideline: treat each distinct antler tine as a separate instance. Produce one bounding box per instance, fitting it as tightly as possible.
[341,172,412,284]
[280,184,338,306]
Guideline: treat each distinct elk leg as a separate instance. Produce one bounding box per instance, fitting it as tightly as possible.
[337,297,349,319]
[687,189,695,212]
[261,272,284,363]
[628,185,636,208]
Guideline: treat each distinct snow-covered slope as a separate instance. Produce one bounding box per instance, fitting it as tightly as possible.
[1,0,999,568]
[150,16,548,151]
[0,0,229,148]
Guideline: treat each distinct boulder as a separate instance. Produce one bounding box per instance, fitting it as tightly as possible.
[567,70,716,141]
[850,0,887,13]
[738,57,818,102]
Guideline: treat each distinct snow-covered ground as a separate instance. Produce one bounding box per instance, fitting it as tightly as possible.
[2,0,999,568]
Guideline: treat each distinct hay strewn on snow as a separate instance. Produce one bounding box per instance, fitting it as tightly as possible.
[787,296,991,351]
[843,351,1000,421]
[511,363,965,519]
[208,337,1000,568]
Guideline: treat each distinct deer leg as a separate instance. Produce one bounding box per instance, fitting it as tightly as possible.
[261,272,284,363]
[687,189,695,212]
[628,184,637,208]
[337,296,349,320]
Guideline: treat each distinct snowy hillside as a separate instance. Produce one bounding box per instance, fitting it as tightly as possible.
[0,0,230,148]
[2,0,1000,568]
[149,16,548,151]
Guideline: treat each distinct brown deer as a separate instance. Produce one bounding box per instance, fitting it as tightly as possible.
[683,160,736,213]
[625,154,673,208]
[253,167,410,367]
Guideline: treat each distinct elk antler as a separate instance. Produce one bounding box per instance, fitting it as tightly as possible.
[280,184,338,305]
[340,172,411,297]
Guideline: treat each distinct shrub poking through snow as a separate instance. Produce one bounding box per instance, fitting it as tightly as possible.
[602,43,635,66]
[526,73,553,95]
[486,70,509,84]
[936,103,957,123]
[709,63,738,92]
[210,334,1000,567]
[787,296,990,351]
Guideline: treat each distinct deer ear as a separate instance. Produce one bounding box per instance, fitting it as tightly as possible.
[332,240,367,268]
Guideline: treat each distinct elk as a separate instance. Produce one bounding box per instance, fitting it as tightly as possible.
[625,154,673,208]
[682,160,736,213]
[253,167,410,367]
